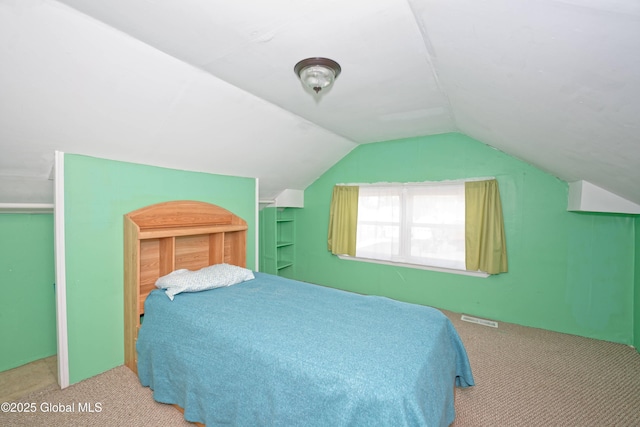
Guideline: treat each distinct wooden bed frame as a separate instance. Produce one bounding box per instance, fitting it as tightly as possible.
[123,200,248,374]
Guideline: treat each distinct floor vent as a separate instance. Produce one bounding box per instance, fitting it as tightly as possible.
[461,315,498,328]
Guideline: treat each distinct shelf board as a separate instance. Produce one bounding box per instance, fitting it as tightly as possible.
[277,260,293,269]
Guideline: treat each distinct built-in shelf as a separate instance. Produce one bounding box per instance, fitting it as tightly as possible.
[259,207,296,277]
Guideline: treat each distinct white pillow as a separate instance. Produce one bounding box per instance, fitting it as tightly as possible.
[155,263,255,300]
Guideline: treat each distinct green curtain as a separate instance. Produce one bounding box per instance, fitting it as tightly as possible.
[465,179,508,274]
[327,185,359,257]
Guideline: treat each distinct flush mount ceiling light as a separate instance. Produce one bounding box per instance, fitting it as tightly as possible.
[294,57,341,94]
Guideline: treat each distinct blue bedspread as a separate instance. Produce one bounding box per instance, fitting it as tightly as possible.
[137,272,474,426]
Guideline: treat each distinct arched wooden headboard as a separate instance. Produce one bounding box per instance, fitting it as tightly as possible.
[123,200,248,372]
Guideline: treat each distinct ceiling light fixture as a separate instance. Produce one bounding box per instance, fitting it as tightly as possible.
[294,57,341,94]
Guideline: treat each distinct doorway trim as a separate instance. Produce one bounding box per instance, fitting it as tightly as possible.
[54,151,69,388]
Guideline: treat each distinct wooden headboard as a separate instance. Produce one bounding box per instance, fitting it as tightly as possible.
[123,200,248,372]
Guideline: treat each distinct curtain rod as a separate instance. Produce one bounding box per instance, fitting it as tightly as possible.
[0,203,54,213]
[336,177,496,187]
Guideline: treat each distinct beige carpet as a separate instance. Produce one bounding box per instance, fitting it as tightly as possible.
[447,312,640,426]
[1,365,191,427]
[3,311,640,426]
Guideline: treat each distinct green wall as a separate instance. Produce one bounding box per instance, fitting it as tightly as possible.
[0,214,56,371]
[293,133,635,345]
[64,154,256,384]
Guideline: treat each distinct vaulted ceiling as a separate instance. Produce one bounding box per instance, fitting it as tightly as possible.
[1,0,639,205]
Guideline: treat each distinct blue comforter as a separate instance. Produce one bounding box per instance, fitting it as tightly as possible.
[137,272,474,426]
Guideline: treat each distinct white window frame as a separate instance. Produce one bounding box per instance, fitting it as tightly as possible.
[337,179,491,278]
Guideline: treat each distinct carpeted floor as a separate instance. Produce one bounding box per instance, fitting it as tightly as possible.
[448,312,640,426]
[2,310,640,426]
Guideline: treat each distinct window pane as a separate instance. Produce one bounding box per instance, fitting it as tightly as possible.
[409,225,465,269]
[355,224,399,260]
[407,184,465,269]
[410,185,465,225]
[357,187,400,222]
[353,183,466,271]
[356,187,401,261]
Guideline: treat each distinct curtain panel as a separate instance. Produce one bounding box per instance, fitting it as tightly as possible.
[327,186,359,257]
[465,179,508,274]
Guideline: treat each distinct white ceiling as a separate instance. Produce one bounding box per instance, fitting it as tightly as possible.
[1,0,639,205]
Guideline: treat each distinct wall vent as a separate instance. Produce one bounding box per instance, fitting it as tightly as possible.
[461,315,498,328]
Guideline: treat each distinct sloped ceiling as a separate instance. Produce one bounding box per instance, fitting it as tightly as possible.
[1,0,639,205]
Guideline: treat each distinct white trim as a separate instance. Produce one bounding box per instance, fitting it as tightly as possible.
[255,179,260,272]
[53,151,69,389]
[0,203,54,214]
[337,255,489,278]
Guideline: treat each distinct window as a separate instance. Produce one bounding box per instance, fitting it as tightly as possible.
[328,179,507,276]
[355,183,466,270]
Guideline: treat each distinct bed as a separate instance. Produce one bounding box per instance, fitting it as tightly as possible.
[124,200,474,426]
